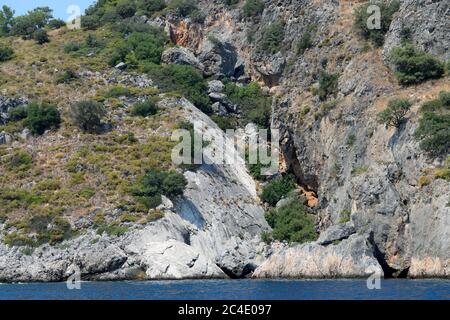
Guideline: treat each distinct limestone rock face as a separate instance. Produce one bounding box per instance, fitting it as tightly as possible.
[0,98,269,282]
[382,0,450,64]
[161,47,205,71]
[253,235,383,278]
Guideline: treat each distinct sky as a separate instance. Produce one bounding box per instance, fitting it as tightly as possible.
[1,0,97,19]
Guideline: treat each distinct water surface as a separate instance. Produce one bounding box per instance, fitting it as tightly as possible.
[0,279,448,300]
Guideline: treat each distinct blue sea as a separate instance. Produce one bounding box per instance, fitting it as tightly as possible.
[0,279,449,300]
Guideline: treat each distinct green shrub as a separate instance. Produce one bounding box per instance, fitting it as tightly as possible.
[25,103,61,135]
[116,0,137,18]
[132,169,187,209]
[33,28,49,44]
[314,71,339,101]
[339,210,351,224]
[0,45,14,62]
[70,100,106,133]
[353,0,400,47]
[297,31,313,54]
[264,197,317,243]
[64,42,81,53]
[351,166,369,176]
[105,86,131,98]
[55,69,78,84]
[377,98,412,128]
[224,81,271,127]
[415,112,450,157]
[9,150,33,170]
[167,0,198,17]
[243,0,265,17]
[48,18,66,29]
[0,5,14,36]
[97,223,129,237]
[81,15,101,30]
[10,7,53,38]
[144,63,211,113]
[137,0,167,15]
[8,105,28,122]
[390,43,445,85]
[131,99,159,117]
[109,29,168,67]
[260,175,296,206]
[260,20,285,54]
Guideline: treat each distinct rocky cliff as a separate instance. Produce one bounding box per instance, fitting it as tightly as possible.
[155,0,449,278]
[0,0,448,282]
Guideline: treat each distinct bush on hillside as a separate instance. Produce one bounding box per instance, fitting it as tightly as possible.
[10,7,53,38]
[260,174,296,206]
[377,98,412,128]
[108,29,168,67]
[390,43,445,85]
[263,196,317,244]
[144,63,212,114]
[243,0,265,17]
[415,91,450,157]
[48,18,66,29]
[70,100,106,133]
[131,98,159,117]
[260,20,285,54]
[132,169,187,209]
[116,0,137,18]
[314,71,339,101]
[7,105,28,121]
[0,45,13,62]
[0,5,15,36]
[55,69,78,84]
[33,28,49,44]
[297,31,313,55]
[137,0,167,15]
[25,103,61,135]
[167,0,198,17]
[224,81,272,127]
[353,0,400,47]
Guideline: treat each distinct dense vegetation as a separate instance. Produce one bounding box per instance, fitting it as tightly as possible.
[260,20,285,54]
[243,0,265,17]
[353,0,400,47]
[131,98,159,117]
[378,98,412,128]
[132,169,187,209]
[313,71,339,101]
[415,91,450,157]
[260,175,296,206]
[108,28,168,67]
[0,45,13,62]
[70,100,107,133]
[224,81,272,127]
[263,195,318,244]
[390,43,445,85]
[144,63,212,114]
[0,6,65,44]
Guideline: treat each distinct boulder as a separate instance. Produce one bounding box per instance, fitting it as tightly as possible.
[137,240,225,279]
[208,92,238,113]
[199,38,239,77]
[253,234,383,278]
[0,131,12,145]
[115,62,127,70]
[161,47,204,71]
[207,80,225,94]
[317,223,356,245]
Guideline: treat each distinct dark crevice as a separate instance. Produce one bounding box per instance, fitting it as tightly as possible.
[217,263,256,279]
[279,127,318,193]
[369,233,397,278]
